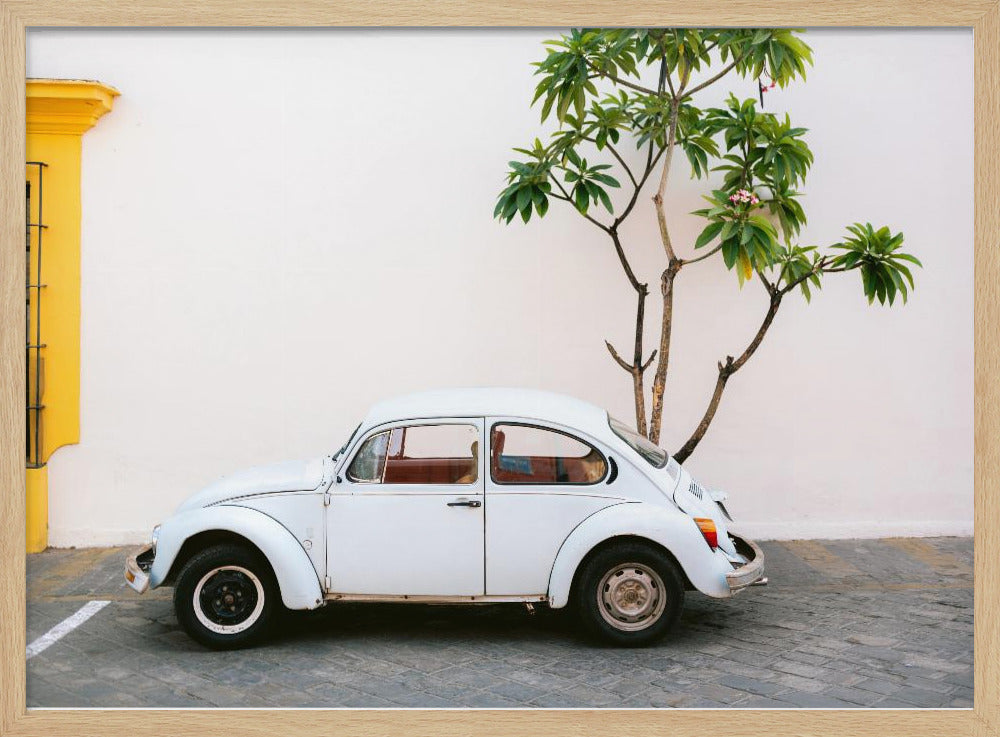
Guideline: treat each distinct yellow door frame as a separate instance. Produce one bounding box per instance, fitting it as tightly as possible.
[25,79,118,553]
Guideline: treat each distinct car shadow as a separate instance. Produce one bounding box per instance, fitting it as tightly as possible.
[261,594,739,650]
[272,602,576,645]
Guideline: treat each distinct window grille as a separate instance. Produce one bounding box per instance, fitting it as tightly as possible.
[25,161,47,468]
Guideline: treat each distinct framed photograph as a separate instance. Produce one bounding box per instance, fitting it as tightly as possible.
[1,2,996,736]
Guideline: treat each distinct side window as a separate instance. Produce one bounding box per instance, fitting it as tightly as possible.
[491,424,607,485]
[347,431,390,482]
[349,424,479,485]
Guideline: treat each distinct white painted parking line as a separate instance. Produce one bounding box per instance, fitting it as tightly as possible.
[26,600,110,660]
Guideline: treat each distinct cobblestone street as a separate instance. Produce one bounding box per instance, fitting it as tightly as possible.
[26,536,972,708]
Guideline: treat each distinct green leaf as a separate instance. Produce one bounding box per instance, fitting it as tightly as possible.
[694,221,725,249]
[595,186,614,213]
[516,187,531,211]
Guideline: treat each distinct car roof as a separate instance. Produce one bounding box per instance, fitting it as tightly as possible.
[363,387,611,438]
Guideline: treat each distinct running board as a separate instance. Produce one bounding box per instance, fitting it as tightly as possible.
[324,592,549,604]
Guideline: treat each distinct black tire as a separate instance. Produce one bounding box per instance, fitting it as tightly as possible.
[173,543,278,650]
[572,540,685,647]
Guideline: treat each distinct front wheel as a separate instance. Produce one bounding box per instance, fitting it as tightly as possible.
[573,541,685,647]
[173,543,277,650]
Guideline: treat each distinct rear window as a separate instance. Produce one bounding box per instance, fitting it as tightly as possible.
[491,424,607,485]
[609,416,668,468]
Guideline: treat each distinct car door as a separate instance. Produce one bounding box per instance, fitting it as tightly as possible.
[327,419,485,596]
[484,419,626,596]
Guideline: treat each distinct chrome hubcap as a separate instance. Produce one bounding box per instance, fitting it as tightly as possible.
[597,562,666,632]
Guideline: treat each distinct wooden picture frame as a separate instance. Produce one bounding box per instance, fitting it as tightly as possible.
[1,2,995,735]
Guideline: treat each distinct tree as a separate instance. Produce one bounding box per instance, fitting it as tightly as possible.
[495,28,921,462]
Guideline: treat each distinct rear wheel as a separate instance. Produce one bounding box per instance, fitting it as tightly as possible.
[573,541,685,646]
[174,543,277,650]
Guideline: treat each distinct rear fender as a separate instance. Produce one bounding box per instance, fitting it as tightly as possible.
[547,501,734,607]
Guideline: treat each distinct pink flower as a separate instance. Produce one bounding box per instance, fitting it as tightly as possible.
[730,189,760,207]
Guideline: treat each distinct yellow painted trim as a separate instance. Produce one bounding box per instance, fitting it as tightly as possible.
[25,79,117,552]
[25,467,47,554]
[26,79,119,135]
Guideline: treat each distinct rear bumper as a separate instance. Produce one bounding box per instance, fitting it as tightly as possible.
[124,544,155,594]
[726,534,766,593]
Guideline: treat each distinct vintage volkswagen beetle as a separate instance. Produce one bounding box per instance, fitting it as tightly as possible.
[125,388,765,648]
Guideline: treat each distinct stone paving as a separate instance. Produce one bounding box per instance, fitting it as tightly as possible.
[25,536,973,708]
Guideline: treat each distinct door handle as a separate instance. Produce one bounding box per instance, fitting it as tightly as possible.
[447,499,482,508]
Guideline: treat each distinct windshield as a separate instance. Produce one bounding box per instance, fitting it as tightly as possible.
[609,416,668,468]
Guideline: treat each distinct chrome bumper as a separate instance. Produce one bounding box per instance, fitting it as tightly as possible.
[726,534,766,593]
[124,543,154,594]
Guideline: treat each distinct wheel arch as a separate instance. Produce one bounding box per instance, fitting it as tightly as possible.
[567,534,694,600]
[149,505,324,610]
[547,501,732,607]
[161,529,271,587]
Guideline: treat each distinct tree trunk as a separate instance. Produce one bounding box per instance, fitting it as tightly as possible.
[631,368,648,437]
[648,260,681,445]
[646,100,682,444]
[631,286,649,436]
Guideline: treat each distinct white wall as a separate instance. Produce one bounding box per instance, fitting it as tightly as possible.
[27,28,973,546]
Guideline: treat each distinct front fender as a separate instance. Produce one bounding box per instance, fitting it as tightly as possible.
[547,501,735,607]
[149,505,323,610]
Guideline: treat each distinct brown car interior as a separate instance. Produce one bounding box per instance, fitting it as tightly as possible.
[372,425,606,485]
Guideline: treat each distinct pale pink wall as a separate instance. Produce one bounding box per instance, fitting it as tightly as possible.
[27,28,973,545]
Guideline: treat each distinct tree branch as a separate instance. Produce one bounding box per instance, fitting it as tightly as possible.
[673,290,785,462]
[585,63,659,96]
[680,242,724,266]
[663,60,677,99]
[615,144,666,226]
[607,284,654,436]
[779,256,830,295]
[681,46,752,100]
[758,270,775,295]
[549,179,612,234]
[731,293,782,373]
[609,229,644,293]
[652,102,681,261]
[640,350,658,372]
[631,284,649,369]
[605,340,633,371]
[673,362,729,464]
[681,60,740,99]
[581,136,637,188]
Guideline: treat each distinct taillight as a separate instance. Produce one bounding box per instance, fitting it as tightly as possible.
[694,517,718,549]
